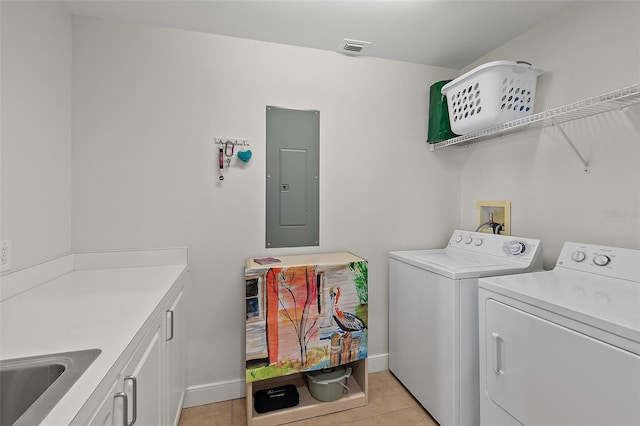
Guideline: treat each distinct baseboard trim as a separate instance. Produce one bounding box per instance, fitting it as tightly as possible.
[367,353,389,373]
[183,377,246,408]
[183,353,389,408]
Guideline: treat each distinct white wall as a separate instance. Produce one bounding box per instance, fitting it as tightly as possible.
[0,1,72,270]
[71,17,461,403]
[456,1,640,267]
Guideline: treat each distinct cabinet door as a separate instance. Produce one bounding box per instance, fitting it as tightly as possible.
[166,284,187,426]
[123,323,164,426]
[87,379,124,426]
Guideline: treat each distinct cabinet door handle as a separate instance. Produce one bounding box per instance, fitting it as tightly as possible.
[114,392,128,426]
[166,310,174,341]
[124,375,138,425]
[492,332,505,375]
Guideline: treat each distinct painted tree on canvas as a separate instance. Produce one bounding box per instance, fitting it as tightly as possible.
[268,266,318,367]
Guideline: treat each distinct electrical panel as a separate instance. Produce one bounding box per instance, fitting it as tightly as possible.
[265,106,319,248]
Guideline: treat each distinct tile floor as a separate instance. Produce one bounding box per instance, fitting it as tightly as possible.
[179,370,437,425]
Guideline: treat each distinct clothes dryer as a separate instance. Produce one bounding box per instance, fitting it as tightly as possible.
[478,242,640,426]
[389,230,543,426]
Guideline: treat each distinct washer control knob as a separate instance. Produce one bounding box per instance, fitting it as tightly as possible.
[455,235,463,243]
[464,236,473,244]
[593,254,611,266]
[571,251,586,262]
[474,238,483,246]
[506,242,526,255]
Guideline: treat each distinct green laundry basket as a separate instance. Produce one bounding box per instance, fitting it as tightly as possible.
[427,80,457,143]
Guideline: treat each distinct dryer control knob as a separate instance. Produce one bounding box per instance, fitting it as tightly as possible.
[474,238,483,246]
[506,242,526,255]
[455,235,463,243]
[593,254,611,266]
[571,251,586,262]
[464,236,473,244]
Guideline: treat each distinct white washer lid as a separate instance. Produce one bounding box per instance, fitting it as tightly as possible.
[479,269,640,344]
[389,249,530,279]
[407,251,505,269]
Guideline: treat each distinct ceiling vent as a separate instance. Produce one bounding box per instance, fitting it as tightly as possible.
[337,38,371,56]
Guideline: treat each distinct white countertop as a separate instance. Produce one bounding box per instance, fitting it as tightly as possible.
[0,249,187,425]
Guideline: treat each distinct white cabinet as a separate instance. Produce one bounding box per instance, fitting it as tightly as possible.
[122,324,163,426]
[86,379,120,426]
[165,283,186,426]
[76,273,187,426]
[85,316,163,426]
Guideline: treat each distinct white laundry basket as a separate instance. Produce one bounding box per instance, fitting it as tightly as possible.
[441,60,543,135]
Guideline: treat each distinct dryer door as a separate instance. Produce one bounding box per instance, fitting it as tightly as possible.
[484,299,640,426]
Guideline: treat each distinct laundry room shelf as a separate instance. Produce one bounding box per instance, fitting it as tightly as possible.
[428,84,640,151]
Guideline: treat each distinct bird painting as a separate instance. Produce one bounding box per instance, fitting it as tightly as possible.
[329,286,366,332]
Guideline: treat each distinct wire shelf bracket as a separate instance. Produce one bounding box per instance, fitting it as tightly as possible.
[552,119,590,174]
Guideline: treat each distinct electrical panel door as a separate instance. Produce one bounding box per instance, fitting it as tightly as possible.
[266,106,319,248]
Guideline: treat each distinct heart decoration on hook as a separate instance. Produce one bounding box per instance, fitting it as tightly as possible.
[237,150,252,162]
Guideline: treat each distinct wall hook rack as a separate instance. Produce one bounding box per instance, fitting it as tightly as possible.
[215,137,250,148]
[215,137,251,182]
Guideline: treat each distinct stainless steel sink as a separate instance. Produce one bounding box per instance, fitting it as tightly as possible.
[0,349,101,425]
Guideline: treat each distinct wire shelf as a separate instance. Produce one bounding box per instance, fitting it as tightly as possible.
[428,84,640,151]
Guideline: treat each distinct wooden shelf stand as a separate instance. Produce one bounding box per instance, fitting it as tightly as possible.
[246,359,368,426]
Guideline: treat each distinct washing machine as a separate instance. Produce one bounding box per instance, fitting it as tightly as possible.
[478,242,640,426]
[388,230,543,426]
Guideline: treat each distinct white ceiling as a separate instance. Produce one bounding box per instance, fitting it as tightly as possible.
[62,0,576,69]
